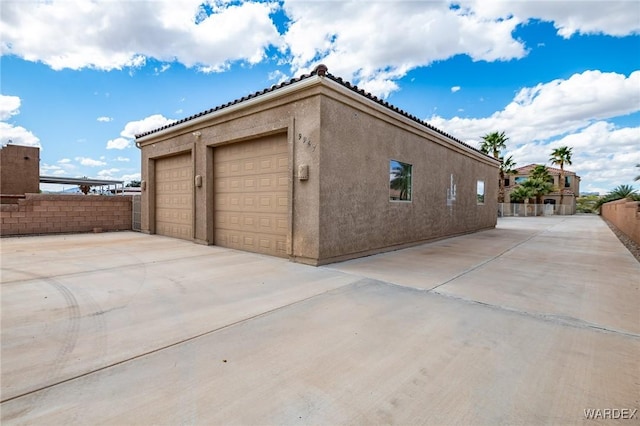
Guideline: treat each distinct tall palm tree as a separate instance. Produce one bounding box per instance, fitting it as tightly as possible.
[549,146,573,207]
[480,131,509,202]
[500,155,518,202]
[480,131,508,159]
[635,164,640,181]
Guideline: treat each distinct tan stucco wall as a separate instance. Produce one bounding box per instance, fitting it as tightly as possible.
[138,83,324,262]
[316,91,498,263]
[137,75,499,265]
[0,145,40,202]
[601,198,640,246]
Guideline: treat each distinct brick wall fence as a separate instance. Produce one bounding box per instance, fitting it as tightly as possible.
[1,194,132,237]
[601,198,640,246]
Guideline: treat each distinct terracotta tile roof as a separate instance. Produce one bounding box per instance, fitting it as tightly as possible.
[516,163,577,176]
[134,65,494,160]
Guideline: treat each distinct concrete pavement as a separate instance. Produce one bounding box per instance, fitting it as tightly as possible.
[1,215,638,425]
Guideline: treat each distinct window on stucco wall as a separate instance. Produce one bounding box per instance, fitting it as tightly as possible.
[477,180,485,204]
[389,160,412,202]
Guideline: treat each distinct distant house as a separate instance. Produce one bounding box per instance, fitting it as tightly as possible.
[505,164,581,214]
[135,65,500,265]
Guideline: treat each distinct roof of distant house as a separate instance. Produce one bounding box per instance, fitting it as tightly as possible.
[516,164,578,176]
[135,64,493,161]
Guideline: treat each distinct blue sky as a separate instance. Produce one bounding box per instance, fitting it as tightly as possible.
[1,0,639,194]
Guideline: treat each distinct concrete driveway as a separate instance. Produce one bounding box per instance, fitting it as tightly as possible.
[1,215,638,425]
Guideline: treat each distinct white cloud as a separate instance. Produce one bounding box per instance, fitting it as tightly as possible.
[460,0,640,38]
[0,1,279,72]
[115,156,130,162]
[0,122,41,147]
[106,137,131,150]
[97,168,120,178]
[0,94,41,147]
[0,94,20,120]
[427,70,640,194]
[75,156,107,167]
[58,158,71,164]
[97,116,113,122]
[120,114,176,139]
[451,86,461,93]
[121,172,142,183]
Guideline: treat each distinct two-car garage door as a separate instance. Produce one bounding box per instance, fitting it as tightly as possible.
[154,135,289,258]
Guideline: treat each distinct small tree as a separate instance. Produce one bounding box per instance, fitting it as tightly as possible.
[594,185,640,212]
[509,185,533,203]
[126,180,141,188]
[78,177,92,195]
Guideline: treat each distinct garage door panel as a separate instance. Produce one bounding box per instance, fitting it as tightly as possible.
[214,154,288,178]
[214,135,288,258]
[215,173,287,193]
[155,153,192,240]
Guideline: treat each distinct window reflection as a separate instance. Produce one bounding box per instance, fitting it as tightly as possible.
[390,160,412,201]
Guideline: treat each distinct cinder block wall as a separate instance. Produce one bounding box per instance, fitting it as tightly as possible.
[1,194,132,236]
[601,198,640,246]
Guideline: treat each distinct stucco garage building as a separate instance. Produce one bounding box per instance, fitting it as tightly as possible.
[135,65,499,265]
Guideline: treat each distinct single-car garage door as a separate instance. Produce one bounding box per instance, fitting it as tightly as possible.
[155,153,193,239]
[214,134,288,257]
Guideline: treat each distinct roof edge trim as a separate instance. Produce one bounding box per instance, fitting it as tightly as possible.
[136,75,322,144]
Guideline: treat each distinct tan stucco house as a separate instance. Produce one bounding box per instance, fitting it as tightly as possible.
[135,65,500,265]
[505,164,580,214]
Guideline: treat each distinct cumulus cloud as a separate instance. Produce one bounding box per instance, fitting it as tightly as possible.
[115,156,130,162]
[75,157,107,167]
[58,158,71,164]
[451,86,461,93]
[105,114,175,149]
[0,94,41,147]
[2,1,636,100]
[0,0,279,72]
[106,137,131,150]
[427,70,640,194]
[121,114,176,138]
[0,94,20,120]
[279,0,638,97]
[97,116,113,122]
[98,168,120,178]
[460,0,640,38]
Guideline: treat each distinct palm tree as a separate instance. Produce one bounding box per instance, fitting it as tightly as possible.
[522,178,554,206]
[480,131,509,202]
[635,164,640,181]
[549,146,573,207]
[390,162,412,201]
[509,185,534,203]
[500,155,518,202]
[480,131,508,159]
[530,165,552,183]
[594,184,640,212]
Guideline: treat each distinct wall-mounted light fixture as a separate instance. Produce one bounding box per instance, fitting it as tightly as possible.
[195,175,202,187]
[141,180,147,191]
[298,164,309,181]
[192,131,202,138]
